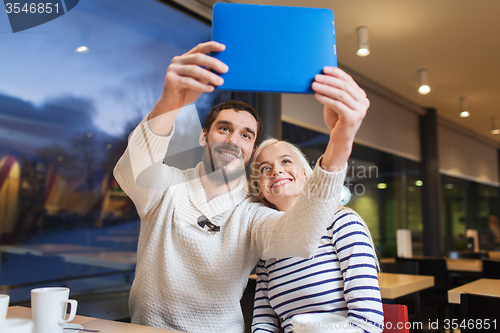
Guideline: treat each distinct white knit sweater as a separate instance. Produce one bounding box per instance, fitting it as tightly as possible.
[113,115,346,333]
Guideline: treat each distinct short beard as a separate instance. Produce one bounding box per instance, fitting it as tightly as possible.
[202,141,246,185]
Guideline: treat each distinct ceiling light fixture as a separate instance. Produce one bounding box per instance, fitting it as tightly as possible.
[356,26,370,57]
[460,97,470,118]
[492,117,500,135]
[418,69,431,95]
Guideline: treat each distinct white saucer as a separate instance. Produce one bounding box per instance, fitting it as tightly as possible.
[63,323,83,333]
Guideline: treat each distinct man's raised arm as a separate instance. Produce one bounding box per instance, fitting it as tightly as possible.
[148,41,228,136]
[313,66,369,171]
[113,41,228,217]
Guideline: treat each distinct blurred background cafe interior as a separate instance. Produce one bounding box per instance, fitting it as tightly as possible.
[1,0,499,331]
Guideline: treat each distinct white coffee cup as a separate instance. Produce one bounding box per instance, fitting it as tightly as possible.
[31,287,78,333]
[290,313,363,333]
[0,294,10,324]
[1,318,34,333]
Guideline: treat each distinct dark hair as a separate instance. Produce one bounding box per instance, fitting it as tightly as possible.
[203,100,263,146]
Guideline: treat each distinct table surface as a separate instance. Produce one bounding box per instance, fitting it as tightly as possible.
[446,258,483,272]
[378,272,434,299]
[380,256,484,272]
[7,306,184,333]
[250,272,434,299]
[448,278,500,304]
[488,251,500,260]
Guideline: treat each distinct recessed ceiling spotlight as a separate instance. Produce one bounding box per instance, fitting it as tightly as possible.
[460,97,470,118]
[418,69,430,95]
[356,26,370,57]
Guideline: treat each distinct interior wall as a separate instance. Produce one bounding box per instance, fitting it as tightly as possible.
[438,125,500,186]
[281,90,421,162]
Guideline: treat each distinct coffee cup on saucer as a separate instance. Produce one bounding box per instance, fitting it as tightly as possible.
[31,287,78,333]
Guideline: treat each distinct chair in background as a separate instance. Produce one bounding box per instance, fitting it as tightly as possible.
[382,304,409,333]
[460,293,500,332]
[482,259,500,279]
[396,257,450,332]
[380,261,418,275]
[380,261,420,320]
[447,251,484,291]
[396,256,450,291]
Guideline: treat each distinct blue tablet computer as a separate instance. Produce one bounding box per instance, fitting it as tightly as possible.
[212,3,337,94]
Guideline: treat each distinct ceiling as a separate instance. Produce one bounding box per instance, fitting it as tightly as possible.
[192,0,500,147]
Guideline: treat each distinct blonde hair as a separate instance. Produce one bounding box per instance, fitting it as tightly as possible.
[249,138,312,208]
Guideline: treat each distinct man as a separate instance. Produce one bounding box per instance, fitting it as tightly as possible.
[114,41,370,332]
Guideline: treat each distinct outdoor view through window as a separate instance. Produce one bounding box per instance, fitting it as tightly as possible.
[0,0,227,305]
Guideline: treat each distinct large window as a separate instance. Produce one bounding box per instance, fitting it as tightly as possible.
[441,175,500,252]
[282,122,424,257]
[0,0,228,305]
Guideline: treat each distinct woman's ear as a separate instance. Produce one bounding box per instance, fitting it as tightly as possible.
[199,129,207,147]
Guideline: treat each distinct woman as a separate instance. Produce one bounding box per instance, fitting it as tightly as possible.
[250,139,384,333]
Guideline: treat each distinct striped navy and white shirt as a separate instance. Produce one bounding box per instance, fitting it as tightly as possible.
[252,209,384,333]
